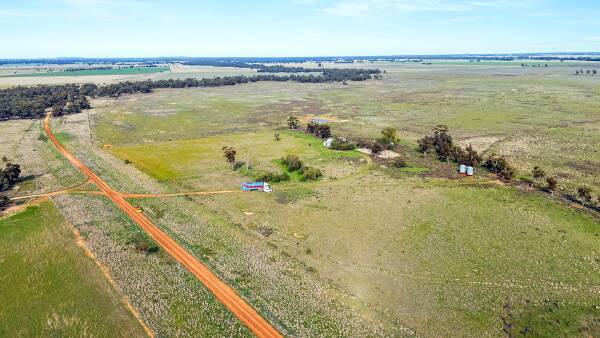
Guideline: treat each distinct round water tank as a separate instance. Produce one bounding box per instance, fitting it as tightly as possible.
[459,164,467,174]
[467,166,474,176]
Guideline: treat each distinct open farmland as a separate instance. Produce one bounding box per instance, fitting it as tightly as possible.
[0,64,256,88]
[5,0,600,336]
[1,60,599,337]
[0,201,148,337]
[0,66,169,77]
[76,61,600,336]
[92,62,600,192]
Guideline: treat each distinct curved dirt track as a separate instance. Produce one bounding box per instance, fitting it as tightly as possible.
[10,179,91,201]
[122,190,241,198]
[44,113,283,338]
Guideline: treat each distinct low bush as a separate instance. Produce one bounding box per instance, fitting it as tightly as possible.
[301,167,322,181]
[128,232,159,254]
[0,194,9,211]
[578,186,592,202]
[330,137,356,150]
[281,154,303,172]
[254,172,290,183]
[547,177,558,193]
[483,153,515,180]
[306,122,331,139]
[392,158,408,168]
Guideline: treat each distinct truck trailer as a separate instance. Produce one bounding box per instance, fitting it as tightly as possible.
[241,182,272,193]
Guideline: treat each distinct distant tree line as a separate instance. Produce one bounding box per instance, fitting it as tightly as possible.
[575,69,597,75]
[183,60,381,79]
[0,67,380,120]
[64,66,113,72]
[0,84,90,120]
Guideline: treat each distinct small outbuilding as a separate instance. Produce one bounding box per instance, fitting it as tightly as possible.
[310,118,330,124]
[323,138,333,148]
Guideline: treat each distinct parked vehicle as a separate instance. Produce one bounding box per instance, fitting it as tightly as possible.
[241,182,272,192]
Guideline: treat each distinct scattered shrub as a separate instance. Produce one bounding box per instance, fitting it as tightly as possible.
[379,127,399,145]
[0,194,10,211]
[124,159,132,164]
[257,226,274,237]
[306,122,331,139]
[532,166,546,186]
[0,162,21,192]
[370,142,383,154]
[546,177,558,193]
[301,167,322,181]
[578,186,592,201]
[418,135,434,154]
[483,153,515,180]
[330,137,356,150]
[287,116,299,129]
[392,158,408,168]
[128,233,159,254]
[222,146,236,169]
[274,133,281,141]
[449,144,481,167]
[281,154,303,172]
[463,144,481,167]
[418,125,454,162]
[254,172,290,183]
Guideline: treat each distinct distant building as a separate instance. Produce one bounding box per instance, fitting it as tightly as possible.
[310,118,329,124]
[323,138,333,148]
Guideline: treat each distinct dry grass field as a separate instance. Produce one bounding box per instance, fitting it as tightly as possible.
[2,60,599,337]
[85,61,600,336]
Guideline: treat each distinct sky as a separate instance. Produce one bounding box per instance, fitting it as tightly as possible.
[1,0,599,58]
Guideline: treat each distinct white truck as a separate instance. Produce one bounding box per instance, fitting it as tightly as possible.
[241,182,272,193]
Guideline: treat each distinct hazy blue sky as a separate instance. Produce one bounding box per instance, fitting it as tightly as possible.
[1,0,599,58]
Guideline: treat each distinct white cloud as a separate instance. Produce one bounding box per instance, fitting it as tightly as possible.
[322,0,538,17]
[0,9,26,17]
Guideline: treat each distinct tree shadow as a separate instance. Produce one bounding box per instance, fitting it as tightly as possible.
[16,174,41,184]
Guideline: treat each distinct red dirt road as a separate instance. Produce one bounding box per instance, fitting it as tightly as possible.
[44,114,283,338]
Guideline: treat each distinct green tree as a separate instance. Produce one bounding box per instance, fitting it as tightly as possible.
[222,146,236,169]
[379,127,399,145]
[306,122,331,139]
[433,125,453,163]
[483,154,515,180]
[577,186,592,202]
[546,177,558,195]
[464,144,481,167]
[418,135,434,154]
[300,167,322,181]
[531,166,546,187]
[287,116,299,129]
[0,194,9,211]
